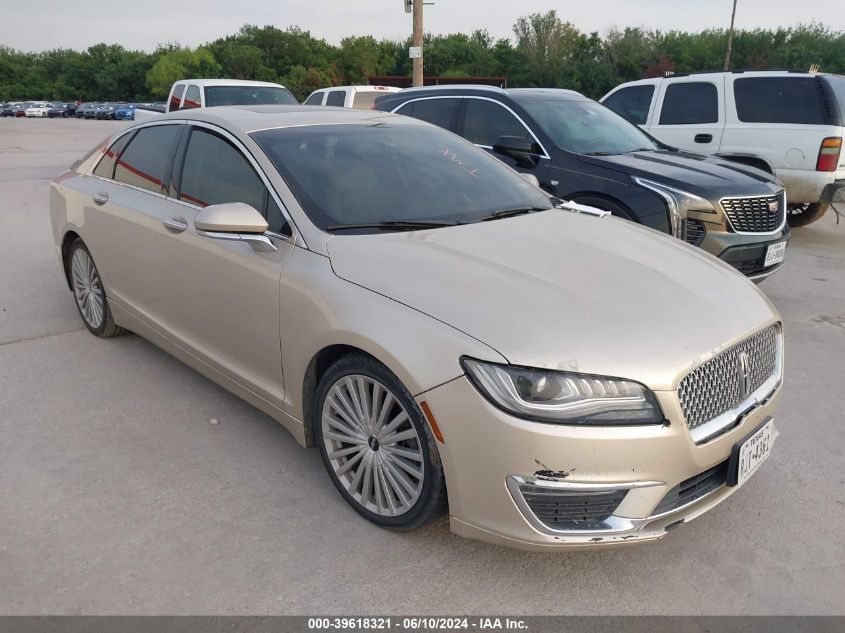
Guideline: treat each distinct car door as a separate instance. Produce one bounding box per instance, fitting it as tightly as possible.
[83,122,184,318]
[150,123,295,405]
[456,97,551,187]
[648,78,725,154]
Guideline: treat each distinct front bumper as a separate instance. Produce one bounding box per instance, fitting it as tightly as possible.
[419,374,781,551]
[695,221,790,280]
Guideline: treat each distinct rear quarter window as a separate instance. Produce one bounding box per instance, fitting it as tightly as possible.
[734,77,825,124]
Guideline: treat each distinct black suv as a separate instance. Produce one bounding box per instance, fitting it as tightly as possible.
[375,86,790,280]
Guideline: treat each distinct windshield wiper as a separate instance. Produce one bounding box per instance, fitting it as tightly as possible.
[325,219,462,232]
[478,205,551,222]
[624,147,656,153]
[584,151,619,156]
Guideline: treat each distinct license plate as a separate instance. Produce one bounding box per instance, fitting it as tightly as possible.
[764,242,786,267]
[728,418,775,487]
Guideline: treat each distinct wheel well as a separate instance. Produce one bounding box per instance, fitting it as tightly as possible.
[301,344,375,447]
[60,231,81,289]
[718,155,774,175]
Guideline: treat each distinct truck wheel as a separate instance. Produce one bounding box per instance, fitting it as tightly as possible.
[787,203,829,227]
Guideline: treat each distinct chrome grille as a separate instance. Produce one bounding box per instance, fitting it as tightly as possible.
[678,325,780,433]
[721,193,785,233]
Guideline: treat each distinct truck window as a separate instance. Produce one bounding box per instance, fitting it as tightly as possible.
[734,77,824,124]
[603,85,655,125]
[659,82,718,125]
[168,83,185,112]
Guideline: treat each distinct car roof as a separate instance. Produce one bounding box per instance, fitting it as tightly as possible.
[387,84,587,100]
[159,104,413,134]
[172,79,287,88]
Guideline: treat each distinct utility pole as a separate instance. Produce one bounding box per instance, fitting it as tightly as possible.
[724,0,738,71]
[412,0,424,86]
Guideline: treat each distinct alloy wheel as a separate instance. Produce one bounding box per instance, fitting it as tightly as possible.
[71,248,105,330]
[321,375,425,517]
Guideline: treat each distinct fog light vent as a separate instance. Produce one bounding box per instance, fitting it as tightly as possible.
[519,486,627,531]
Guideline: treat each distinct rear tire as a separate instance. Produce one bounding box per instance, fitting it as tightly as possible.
[787,203,828,227]
[67,239,126,338]
[314,353,447,530]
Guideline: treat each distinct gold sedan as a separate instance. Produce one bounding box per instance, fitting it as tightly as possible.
[50,106,783,549]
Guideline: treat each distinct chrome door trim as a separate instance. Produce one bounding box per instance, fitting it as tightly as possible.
[390,95,551,160]
[196,229,278,253]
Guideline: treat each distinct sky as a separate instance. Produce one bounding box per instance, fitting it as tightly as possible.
[2,0,844,53]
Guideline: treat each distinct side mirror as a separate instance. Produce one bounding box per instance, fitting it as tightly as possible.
[493,135,539,168]
[194,203,276,253]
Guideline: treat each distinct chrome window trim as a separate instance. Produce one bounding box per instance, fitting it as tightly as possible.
[390,95,551,160]
[87,119,302,247]
[685,328,784,445]
[719,189,787,236]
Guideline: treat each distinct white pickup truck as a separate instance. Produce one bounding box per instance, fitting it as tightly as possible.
[167,79,298,113]
[602,71,845,226]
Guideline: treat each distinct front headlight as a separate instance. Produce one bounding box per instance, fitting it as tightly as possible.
[461,358,664,425]
[632,176,715,238]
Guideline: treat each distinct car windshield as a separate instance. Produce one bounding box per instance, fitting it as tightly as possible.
[251,122,553,232]
[204,86,298,107]
[515,97,659,155]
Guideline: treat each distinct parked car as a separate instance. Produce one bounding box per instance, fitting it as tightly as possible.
[13,102,31,117]
[304,85,401,109]
[1,102,16,117]
[25,102,51,117]
[95,103,119,120]
[76,103,100,119]
[376,86,789,281]
[50,106,783,550]
[114,104,136,120]
[166,79,298,112]
[601,71,845,227]
[47,102,76,118]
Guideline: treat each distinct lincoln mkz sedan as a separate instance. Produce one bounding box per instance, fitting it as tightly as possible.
[51,107,784,550]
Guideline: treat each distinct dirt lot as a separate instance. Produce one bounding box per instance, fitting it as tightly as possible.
[1,117,844,615]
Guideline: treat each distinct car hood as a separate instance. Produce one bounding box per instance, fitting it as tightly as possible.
[326,211,779,391]
[578,150,781,200]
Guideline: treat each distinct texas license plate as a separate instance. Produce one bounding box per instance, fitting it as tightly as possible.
[764,242,786,267]
[729,418,775,487]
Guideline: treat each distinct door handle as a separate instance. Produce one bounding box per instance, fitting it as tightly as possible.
[92,192,109,205]
[162,217,188,233]
[694,134,713,144]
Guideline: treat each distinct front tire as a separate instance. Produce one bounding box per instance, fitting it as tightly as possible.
[787,202,829,227]
[315,353,447,530]
[67,239,125,338]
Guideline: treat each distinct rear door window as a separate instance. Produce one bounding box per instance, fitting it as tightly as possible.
[326,90,347,107]
[460,98,530,146]
[183,84,202,109]
[397,98,460,130]
[303,91,324,105]
[178,127,287,234]
[114,125,182,194]
[659,82,719,125]
[168,83,185,112]
[603,85,655,125]
[734,77,825,124]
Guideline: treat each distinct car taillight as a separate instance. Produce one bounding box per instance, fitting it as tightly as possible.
[816,137,842,172]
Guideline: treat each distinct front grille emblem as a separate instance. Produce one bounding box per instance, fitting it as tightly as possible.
[768,199,779,213]
[737,350,752,398]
